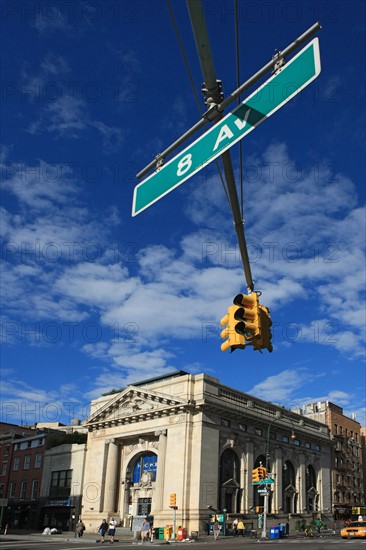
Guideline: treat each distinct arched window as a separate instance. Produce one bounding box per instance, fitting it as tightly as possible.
[220,449,240,484]
[219,449,240,513]
[132,453,157,483]
[306,465,317,511]
[282,460,296,513]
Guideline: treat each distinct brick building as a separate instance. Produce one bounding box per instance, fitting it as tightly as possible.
[0,423,47,529]
[297,401,365,519]
[0,421,87,531]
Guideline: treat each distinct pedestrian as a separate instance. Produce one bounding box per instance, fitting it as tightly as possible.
[76,518,85,537]
[232,518,238,536]
[98,519,108,543]
[237,519,245,537]
[141,517,151,542]
[315,517,322,534]
[213,521,220,540]
[108,517,117,544]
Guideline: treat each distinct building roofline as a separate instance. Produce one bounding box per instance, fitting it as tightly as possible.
[128,370,189,387]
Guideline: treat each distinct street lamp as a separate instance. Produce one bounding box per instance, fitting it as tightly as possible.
[261,416,296,539]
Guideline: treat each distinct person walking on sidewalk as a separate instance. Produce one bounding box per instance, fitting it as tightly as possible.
[76,518,85,537]
[98,519,108,543]
[213,521,220,540]
[141,518,151,542]
[108,517,117,544]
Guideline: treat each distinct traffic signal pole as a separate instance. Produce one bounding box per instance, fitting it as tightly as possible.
[186,0,254,292]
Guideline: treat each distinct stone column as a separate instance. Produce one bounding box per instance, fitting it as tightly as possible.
[298,454,307,514]
[245,440,254,513]
[153,430,167,512]
[103,438,119,514]
[274,447,283,513]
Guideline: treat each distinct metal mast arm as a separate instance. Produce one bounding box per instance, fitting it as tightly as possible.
[186,0,254,292]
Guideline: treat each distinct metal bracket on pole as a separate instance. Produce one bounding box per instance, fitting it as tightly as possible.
[272,50,285,75]
[155,154,164,170]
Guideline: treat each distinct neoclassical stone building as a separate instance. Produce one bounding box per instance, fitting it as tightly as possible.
[81,372,332,533]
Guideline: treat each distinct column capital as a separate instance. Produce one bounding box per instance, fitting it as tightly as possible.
[154,429,167,437]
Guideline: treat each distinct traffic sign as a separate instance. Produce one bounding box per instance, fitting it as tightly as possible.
[132,38,321,216]
[252,478,275,485]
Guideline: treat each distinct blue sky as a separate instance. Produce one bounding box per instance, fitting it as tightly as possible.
[1,0,365,428]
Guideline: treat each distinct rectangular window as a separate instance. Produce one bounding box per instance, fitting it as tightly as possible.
[31,480,39,500]
[15,443,20,451]
[4,447,9,457]
[255,428,262,436]
[50,470,72,497]
[282,436,289,443]
[20,481,27,499]
[304,442,311,449]
[314,444,321,452]
[24,455,31,470]
[334,424,338,434]
[293,439,300,446]
[1,463,7,476]
[13,457,20,471]
[34,453,42,468]
[9,481,16,499]
[137,497,151,516]
[0,484,3,497]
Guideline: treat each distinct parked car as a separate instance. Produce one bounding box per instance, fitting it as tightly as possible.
[340,521,366,539]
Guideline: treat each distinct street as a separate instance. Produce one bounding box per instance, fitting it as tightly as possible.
[1,535,365,550]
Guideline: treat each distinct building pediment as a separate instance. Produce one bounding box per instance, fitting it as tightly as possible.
[84,386,190,429]
[223,477,240,488]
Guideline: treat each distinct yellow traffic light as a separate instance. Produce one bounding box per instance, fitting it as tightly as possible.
[253,305,273,353]
[233,292,260,343]
[258,466,267,479]
[220,305,245,352]
[169,493,176,506]
[252,468,260,483]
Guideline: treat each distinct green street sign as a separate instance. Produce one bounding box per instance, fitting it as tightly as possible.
[252,478,275,485]
[132,38,321,216]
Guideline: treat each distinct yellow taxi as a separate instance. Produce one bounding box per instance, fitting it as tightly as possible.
[340,521,366,539]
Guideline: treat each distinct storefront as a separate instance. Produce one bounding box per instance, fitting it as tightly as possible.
[41,496,80,531]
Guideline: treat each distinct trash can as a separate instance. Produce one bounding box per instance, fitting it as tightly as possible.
[270,527,280,539]
[190,531,198,540]
[177,527,187,540]
[154,528,164,540]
